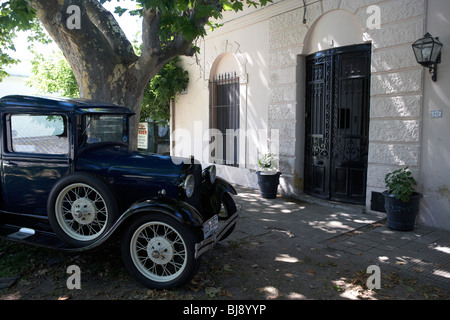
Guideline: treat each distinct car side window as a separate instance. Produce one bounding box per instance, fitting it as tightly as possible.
[10,114,68,155]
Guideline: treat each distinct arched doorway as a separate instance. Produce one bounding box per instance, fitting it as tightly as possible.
[304,44,371,205]
[302,10,371,205]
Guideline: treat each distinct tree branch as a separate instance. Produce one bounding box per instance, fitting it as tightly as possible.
[30,0,137,65]
[141,7,162,58]
[84,0,137,64]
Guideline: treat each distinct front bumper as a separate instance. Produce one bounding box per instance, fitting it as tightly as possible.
[194,206,240,259]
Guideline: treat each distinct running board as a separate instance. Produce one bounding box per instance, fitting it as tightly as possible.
[0,224,74,250]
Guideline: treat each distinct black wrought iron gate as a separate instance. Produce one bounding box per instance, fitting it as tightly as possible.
[304,44,371,205]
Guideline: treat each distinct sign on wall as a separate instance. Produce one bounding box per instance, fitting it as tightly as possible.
[138,122,148,149]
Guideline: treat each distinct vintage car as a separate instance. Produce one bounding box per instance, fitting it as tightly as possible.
[0,95,239,289]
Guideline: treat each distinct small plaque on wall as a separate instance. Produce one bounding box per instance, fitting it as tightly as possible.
[431,110,443,118]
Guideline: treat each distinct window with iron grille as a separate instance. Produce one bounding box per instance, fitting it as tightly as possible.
[209,72,240,167]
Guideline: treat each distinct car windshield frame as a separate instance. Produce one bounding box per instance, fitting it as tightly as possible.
[77,113,130,149]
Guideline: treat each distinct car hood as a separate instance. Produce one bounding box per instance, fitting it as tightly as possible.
[76,144,187,185]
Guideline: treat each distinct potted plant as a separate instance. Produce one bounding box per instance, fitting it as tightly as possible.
[383,167,423,231]
[256,153,281,199]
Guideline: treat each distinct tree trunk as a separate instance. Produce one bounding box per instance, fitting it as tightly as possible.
[30,0,197,150]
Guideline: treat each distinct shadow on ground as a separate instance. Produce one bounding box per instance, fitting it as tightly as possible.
[1,186,449,300]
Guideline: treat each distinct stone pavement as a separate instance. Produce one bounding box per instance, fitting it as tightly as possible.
[229,185,450,293]
[322,221,450,291]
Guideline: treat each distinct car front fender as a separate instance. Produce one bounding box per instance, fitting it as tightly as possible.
[69,197,204,252]
[214,177,238,195]
[121,197,205,227]
[201,177,237,217]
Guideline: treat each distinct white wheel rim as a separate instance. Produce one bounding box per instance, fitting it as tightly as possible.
[55,183,109,241]
[130,221,188,283]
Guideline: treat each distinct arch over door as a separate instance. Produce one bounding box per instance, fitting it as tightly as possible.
[304,44,371,205]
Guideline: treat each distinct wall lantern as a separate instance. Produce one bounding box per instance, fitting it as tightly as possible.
[412,33,443,82]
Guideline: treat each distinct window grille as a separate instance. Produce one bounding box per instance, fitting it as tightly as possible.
[209,72,240,166]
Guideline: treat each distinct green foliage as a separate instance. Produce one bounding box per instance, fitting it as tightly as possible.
[27,51,79,98]
[257,153,279,174]
[27,49,188,123]
[3,0,268,124]
[141,57,189,123]
[258,153,276,169]
[2,0,271,82]
[107,0,272,51]
[0,0,49,82]
[385,167,417,202]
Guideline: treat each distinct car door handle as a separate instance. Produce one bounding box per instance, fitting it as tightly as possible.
[4,161,18,167]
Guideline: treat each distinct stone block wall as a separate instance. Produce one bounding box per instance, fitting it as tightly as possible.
[267,1,313,194]
[361,0,425,205]
[266,0,426,205]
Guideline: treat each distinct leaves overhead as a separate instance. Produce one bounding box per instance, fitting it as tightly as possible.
[1,0,271,82]
[103,0,273,51]
[1,0,271,150]
[0,0,49,81]
[27,49,187,124]
[27,50,79,98]
[141,57,189,123]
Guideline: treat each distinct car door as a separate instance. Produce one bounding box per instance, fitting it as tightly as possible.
[1,113,71,215]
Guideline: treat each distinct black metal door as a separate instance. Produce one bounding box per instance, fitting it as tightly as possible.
[304,44,371,205]
[304,51,333,200]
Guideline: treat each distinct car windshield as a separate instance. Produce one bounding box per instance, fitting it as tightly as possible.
[79,114,129,147]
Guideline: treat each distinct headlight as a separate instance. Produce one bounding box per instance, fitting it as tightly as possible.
[203,165,217,184]
[182,174,195,198]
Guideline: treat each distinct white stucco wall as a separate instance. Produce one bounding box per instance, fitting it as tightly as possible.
[174,7,271,188]
[418,0,450,230]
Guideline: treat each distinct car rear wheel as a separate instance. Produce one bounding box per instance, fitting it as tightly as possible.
[47,173,118,247]
[121,213,200,289]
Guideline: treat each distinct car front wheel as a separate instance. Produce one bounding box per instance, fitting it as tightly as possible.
[121,213,200,289]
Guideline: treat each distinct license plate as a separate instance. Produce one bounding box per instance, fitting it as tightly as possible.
[203,215,219,238]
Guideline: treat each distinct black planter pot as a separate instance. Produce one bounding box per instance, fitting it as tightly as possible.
[256,172,281,199]
[383,191,423,231]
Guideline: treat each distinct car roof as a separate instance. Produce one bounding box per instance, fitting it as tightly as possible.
[0,95,135,115]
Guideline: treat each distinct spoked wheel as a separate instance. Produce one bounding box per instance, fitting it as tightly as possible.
[48,173,118,247]
[121,213,200,289]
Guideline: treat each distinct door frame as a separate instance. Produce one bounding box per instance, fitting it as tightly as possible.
[303,43,371,205]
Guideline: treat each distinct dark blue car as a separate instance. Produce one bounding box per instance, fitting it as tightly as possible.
[0,95,239,289]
